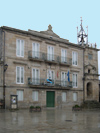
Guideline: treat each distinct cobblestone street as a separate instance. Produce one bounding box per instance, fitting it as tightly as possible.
[0,108,100,133]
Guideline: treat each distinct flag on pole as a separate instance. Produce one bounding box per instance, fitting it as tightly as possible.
[67,71,70,82]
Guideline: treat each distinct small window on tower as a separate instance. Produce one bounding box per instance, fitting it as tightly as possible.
[88,69,90,73]
[88,54,93,60]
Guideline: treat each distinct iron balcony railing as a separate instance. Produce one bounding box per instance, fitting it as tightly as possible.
[28,51,45,60]
[28,78,72,88]
[55,80,72,87]
[59,57,72,65]
[28,78,55,86]
[45,54,59,63]
[28,51,72,65]
[72,61,77,65]
[72,82,77,87]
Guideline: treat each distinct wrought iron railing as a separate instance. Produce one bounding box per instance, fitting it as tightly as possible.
[45,54,59,63]
[28,51,72,65]
[28,78,72,88]
[59,57,72,65]
[28,78,44,85]
[28,51,45,60]
[72,82,77,87]
[55,80,72,87]
[72,61,77,65]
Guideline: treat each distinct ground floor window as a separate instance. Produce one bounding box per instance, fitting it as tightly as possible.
[32,91,38,101]
[62,92,66,102]
[17,90,23,101]
[73,92,78,101]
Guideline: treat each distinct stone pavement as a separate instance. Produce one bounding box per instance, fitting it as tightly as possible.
[0,108,100,133]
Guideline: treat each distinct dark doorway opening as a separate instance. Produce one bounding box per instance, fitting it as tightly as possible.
[87,82,92,98]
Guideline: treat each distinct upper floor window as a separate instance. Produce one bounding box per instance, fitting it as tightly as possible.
[47,70,54,80]
[16,66,24,84]
[32,68,40,85]
[72,51,78,66]
[72,73,77,88]
[61,49,67,63]
[61,72,67,86]
[47,46,54,61]
[88,54,93,60]
[16,39,24,57]
[32,42,40,58]
[47,70,55,85]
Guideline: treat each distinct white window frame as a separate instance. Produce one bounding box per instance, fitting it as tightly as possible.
[32,91,38,101]
[73,92,78,101]
[32,42,40,58]
[47,45,54,61]
[61,71,67,86]
[17,90,23,101]
[61,49,67,63]
[72,51,78,66]
[16,66,24,84]
[32,68,40,85]
[47,70,55,80]
[16,39,24,57]
[62,92,66,102]
[72,73,78,88]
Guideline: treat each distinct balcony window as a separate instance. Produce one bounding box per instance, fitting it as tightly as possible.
[61,72,67,86]
[32,69,40,85]
[32,42,40,58]
[47,46,54,61]
[72,73,77,88]
[72,51,78,66]
[16,39,24,57]
[16,66,24,84]
[61,49,67,63]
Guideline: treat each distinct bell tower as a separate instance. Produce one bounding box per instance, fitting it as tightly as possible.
[77,17,88,46]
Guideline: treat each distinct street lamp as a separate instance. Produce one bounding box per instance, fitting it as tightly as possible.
[4,64,8,72]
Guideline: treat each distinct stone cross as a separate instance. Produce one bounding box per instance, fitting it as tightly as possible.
[48,24,52,31]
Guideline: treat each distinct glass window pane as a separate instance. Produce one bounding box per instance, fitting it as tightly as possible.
[21,40,24,56]
[21,67,24,83]
[32,91,38,101]
[17,67,20,83]
[17,90,23,101]
[73,92,77,101]
[17,40,20,56]
[62,92,66,102]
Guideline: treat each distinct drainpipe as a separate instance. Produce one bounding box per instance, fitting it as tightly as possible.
[2,29,6,109]
[83,47,85,102]
[82,38,85,102]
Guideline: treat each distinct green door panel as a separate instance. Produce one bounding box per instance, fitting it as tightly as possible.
[46,91,55,107]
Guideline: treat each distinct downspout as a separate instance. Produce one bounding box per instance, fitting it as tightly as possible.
[2,29,5,109]
[83,47,85,102]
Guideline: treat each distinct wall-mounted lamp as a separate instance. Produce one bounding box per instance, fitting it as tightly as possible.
[4,64,8,72]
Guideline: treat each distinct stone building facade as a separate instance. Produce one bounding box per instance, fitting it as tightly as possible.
[0,23,99,108]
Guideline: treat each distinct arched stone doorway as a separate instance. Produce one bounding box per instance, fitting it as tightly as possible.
[87,82,92,98]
